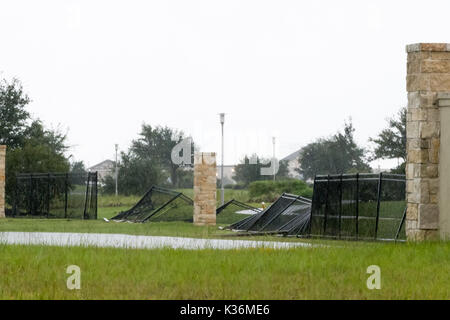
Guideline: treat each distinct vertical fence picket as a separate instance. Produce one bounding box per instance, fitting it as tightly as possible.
[64,173,68,218]
[47,173,50,218]
[355,173,359,240]
[323,174,330,235]
[338,174,343,239]
[375,172,383,240]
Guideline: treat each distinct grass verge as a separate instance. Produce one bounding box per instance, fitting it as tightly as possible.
[0,242,448,299]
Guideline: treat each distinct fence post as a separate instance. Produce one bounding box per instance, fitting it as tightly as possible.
[88,172,98,220]
[375,172,383,240]
[94,172,98,219]
[13,177,17,216]
[29,174,33,216]
[83,173,90,219]
[307,176,317,238]
[64,173,68,218]
[395,207,407,241]
[355,173,359,240]
[323,174,330,235]
[339,174,343,239]
[0,146,5,218]
[47,173,50,218]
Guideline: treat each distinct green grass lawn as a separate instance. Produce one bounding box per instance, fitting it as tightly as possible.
[0,242,449,299]
[0,205,287,241]
[0,218,229,239]
[1,194,448,300]
[0,205,259,240]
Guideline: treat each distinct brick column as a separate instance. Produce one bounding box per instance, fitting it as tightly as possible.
[193,152,216,226]
[406,43,450,240]
[0,145,6,218]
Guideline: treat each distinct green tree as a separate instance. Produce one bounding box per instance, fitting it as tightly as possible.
[0,78,30,148]
[297,120,371,181]
[103,124,195,194]
[130,124,194,187]
[70,160,88,185]
[112,152,164,196]
[370,107,407,174]
[175,167,194,188]
[5,121,70,202]
[70,161,87,175]
[1,77,70,203]
[277,160,290,179]
[233,154,289,186]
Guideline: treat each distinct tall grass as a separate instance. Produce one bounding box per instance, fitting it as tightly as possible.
[0,242,448,299]
[97,195,142,208]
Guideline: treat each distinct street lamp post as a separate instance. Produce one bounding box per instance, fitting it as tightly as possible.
[115,144,118,196]
[220,113,225,206]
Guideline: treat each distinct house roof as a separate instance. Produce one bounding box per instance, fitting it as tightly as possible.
[88,159,115,171]
[281,150,301,162]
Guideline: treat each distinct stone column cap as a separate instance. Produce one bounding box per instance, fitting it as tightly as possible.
[194,152,216,165]
[0,145,5,151]
[195,152,216,156]
[406,43,450,53]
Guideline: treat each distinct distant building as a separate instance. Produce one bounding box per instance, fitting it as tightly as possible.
[281,150,302,179]
[88,160,115,182]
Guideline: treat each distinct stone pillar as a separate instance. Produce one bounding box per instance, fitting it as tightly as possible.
[406,43,450,240]
[0,145,6,218]
[193,152,217,226]
[438,93,450,240]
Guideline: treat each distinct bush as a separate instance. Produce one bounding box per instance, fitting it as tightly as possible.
[248,179,313,202]
[224,183,246,190]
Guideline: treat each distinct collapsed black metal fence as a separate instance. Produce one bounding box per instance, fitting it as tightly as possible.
[11,172,98,219]
[216,199,262,225]
[227,193,312,235]
[226,173,406,241]
[111,186,193,223]
[308,173,406,241]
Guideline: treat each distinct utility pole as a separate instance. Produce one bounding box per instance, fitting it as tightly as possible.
[115,144,118,196]
[272,137,276,181]
[220,113,225,206]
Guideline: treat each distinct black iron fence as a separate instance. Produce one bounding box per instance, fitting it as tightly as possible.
[308,173,406,241]
[111,186,193,223]
[11,172,98,219]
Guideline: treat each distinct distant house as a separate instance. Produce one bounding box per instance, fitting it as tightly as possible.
[281,150,302,179]
[88,160,115,182]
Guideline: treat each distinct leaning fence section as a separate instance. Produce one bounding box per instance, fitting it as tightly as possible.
[226,193,312,235]
[111,186,193,223]
[308,173,406,241]
[216,199,262,225]
[11,172,98,219]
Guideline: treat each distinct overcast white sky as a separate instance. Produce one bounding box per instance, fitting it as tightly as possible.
[1,0,449,169]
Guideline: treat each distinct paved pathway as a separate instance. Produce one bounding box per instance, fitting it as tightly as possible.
[0,232,311,250]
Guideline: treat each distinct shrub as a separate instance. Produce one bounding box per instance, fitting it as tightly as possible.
[248,179,313,202]
[224,183,246,190]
